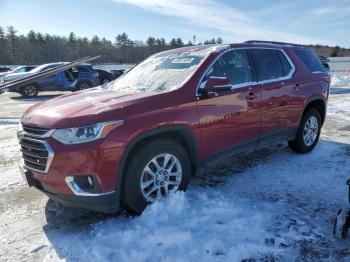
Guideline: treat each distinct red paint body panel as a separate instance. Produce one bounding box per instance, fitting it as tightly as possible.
[20,43,329,208]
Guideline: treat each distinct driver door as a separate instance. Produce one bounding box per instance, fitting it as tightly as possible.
[196,49,261,161]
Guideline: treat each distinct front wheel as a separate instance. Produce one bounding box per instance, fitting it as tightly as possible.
[122,139,192,214]
[21,84,39,98]
[288,108,321,154]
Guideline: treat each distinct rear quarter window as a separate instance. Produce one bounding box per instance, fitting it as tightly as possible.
[252,49,291,81]
[294,49,325,73]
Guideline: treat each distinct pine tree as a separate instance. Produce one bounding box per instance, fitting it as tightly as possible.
[176,38,184,47]
[146,36,156,46]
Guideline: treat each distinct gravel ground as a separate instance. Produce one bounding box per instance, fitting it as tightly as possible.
[0,89,350,261]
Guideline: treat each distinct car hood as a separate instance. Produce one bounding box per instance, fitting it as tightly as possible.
[0,72,8,77]
[21,87,158,128]
[5,72,32,81]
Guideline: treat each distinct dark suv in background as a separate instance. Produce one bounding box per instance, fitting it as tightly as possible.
[18,41,330,214]
[5,63,99,97]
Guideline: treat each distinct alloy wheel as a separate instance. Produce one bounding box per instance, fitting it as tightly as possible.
[303,116,318,146]
[24,85,37,97]
[140,153,182,202]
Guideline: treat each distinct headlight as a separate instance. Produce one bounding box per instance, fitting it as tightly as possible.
[52,120,124,144]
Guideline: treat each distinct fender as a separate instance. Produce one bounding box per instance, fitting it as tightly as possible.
[298,95,327,126]
[115,124,202,194]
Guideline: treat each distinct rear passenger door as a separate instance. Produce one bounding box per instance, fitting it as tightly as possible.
[251,48,296,144]
[197,49,261,160]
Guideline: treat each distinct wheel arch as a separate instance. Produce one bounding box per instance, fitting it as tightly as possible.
[116,125,201,192]
[301,97,326,126]
[23,81,41,90]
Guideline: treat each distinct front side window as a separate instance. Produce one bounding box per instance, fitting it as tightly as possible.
[252,49,288,81]
[202,49,254,86]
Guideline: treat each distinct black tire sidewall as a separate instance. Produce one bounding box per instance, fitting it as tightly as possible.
[122,139,191,213]
[290,108,321,153]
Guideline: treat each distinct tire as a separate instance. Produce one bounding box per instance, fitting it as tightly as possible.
[288,108,321,154]
[21,84,39,98]
[102,79,110,85]
[122,139,192,214]
[75,81,92,91]
[333,208,350,239]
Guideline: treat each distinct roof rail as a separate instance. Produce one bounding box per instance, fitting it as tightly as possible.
[245,40,305,47]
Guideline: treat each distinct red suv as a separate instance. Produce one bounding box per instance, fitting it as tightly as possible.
[18,41,330,213]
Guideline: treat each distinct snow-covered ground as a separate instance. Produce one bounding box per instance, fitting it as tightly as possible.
[0,86,350,261]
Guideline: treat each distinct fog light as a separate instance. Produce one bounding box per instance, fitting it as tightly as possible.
[73,175,94,189]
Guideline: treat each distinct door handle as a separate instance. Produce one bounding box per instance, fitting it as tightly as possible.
[246,92,257,100]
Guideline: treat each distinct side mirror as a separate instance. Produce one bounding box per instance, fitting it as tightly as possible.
[198,75,231,95]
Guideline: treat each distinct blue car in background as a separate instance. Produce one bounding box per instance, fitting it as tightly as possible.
[4,62,99,97]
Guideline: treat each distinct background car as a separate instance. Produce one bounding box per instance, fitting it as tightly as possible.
[94,68,114,84]
[5,63,99,97]
[0,65,36,84]
[0,67,11,73]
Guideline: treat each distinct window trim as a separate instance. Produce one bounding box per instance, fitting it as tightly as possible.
[196,47,296,97]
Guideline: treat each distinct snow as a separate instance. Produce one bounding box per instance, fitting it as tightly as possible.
[208,44,230,53]
[328,76,350,122]
[40,138,350,261]
[331,75,350,87]
[111,52,206,93]
[1,82,350,261]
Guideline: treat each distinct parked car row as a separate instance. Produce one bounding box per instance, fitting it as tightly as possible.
[1,63,125,97]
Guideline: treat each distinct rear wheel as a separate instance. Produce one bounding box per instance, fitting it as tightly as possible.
[21,84,38,98]
[122,139,191,213]
[75,81,92,91]
[288,108,321,154]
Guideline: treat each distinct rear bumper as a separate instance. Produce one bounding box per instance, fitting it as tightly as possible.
[21,165,120,213]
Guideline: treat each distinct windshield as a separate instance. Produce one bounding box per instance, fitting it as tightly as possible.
[110,48,210,93]
[12,66,25,73]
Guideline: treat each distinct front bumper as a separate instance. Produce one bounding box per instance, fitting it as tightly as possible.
[21,165,120,213]
[18,124,126,213]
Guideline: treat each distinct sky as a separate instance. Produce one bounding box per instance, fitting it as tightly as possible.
[0,0,350,47]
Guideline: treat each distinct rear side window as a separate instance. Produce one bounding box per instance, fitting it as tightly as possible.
[294,49,325,73]
[77,66,91,73]
[252,49,292,81]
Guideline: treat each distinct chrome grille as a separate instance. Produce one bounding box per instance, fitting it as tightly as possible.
[19,136,54,173]
[22,125,52,137]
